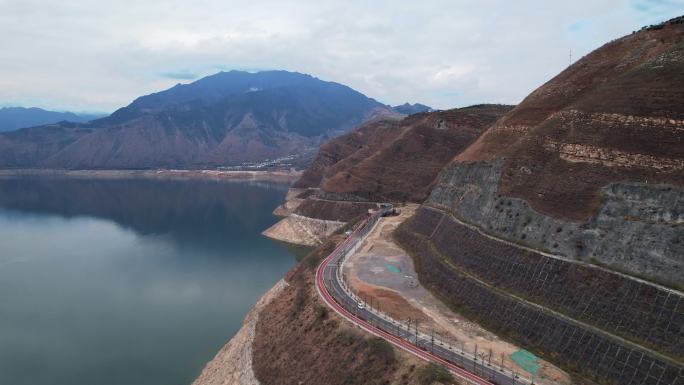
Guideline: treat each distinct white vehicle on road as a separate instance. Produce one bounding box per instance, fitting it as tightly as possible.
[357,301,365,310]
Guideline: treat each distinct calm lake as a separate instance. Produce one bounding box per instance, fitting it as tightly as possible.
[0,176,300,385]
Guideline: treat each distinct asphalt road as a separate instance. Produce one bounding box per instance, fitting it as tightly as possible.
[315,209,529,385]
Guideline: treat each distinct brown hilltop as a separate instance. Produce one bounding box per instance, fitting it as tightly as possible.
[457,16,684,221]
[295,104,513,202]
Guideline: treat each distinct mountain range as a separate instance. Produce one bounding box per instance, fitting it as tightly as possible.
[0,107,102,132]
[0,71,401,169]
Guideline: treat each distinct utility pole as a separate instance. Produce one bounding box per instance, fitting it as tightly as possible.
[488,348,492,366]
[430,329,435,353]
[414,320,419,345]
[500,352,504,371]
[569,48,572,66]
[406,318,411,340]
[473,343,477,373]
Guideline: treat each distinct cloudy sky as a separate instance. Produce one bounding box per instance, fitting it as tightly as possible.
[0,0,682,113]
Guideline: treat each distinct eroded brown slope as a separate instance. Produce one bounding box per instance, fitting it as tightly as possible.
[295,105,512,203]
[293,119,410,189]
[457,17,684,221]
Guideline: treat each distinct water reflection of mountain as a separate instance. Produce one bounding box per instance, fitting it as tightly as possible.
[0,176,290,254]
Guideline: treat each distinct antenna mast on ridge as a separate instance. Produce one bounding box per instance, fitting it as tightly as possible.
[569,49,572,66]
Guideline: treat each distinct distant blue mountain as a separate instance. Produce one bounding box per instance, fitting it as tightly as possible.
[393,103,433,115]
[0,107,103,132]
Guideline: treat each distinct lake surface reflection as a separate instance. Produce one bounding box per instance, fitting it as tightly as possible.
[0,176,298,385]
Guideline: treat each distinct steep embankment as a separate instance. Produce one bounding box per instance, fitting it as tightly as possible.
[395,16,684,385]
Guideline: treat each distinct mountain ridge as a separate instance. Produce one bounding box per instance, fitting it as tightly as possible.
[0,71,396,169]
[0,107,102,132]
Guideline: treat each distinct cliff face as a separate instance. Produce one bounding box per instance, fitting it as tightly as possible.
[394,16,684,385]
[428,159,684,288]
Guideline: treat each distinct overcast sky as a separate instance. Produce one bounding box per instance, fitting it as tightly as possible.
[0,0,682,113]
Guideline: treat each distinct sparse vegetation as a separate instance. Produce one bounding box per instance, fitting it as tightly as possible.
[314,304,328,320]
[416,363,456,385]
[366,337,395,364]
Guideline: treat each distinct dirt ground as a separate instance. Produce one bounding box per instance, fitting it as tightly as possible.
[343,204,573,385]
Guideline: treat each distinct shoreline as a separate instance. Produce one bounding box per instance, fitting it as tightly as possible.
[0,168,302,183]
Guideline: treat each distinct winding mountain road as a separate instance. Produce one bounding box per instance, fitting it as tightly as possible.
[315,208,529,385]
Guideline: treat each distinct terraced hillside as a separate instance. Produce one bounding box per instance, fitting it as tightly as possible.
[395,16,684,385]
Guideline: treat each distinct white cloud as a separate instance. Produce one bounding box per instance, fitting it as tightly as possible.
[0,0,682,112]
